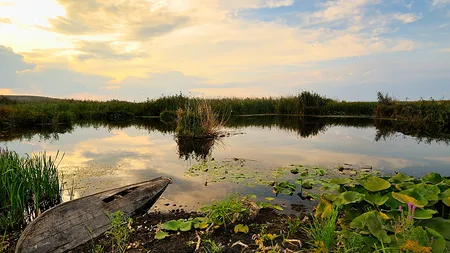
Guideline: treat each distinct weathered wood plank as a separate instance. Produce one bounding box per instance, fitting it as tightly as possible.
[15,177,171,253]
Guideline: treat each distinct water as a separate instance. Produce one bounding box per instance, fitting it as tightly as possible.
[1,116,449,213]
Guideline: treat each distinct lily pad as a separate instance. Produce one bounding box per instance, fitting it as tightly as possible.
[414,208,438,220]
[360,176,391,192]
[440,189,450,207]
[389,173,414,183]
[420,218,450,240]
[425,227,446,253]
[391,189,428,208]
[334,191,365,206]
[330,178,351,185]
[364,193,389,206]
[315,196,332,219]
[421,172,443,184]
[179,221,192,232]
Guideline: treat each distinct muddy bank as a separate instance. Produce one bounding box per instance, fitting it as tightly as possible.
[71,208,308,253]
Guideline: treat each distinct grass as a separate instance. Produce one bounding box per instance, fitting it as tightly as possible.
[0,148,62,230]
[200,194,251,227]
[105,211,133,253]
[305,205,340,252]
[203,239,222,253]
[175,98,229,138]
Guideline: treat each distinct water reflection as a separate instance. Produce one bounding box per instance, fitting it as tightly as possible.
[1,116,449,212]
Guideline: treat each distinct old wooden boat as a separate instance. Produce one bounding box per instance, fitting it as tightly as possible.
[15,177,172,253]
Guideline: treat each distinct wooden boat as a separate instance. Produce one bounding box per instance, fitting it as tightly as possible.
[15,177,172,253]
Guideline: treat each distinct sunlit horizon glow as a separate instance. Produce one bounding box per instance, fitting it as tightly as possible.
[1,0,450,101]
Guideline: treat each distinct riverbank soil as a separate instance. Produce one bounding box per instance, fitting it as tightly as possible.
[72,208,307,253]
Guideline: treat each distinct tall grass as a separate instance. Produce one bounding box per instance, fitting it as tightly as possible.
[175,99,229,138]
[0,148,62,230]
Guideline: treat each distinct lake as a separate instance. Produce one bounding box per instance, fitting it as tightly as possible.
[1,116,449,213]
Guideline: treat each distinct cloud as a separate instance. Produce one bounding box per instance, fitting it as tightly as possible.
[431,0,450,8]
[221,0,294,10]
[393,12,423,23]
[436,48,450,52]
[46,0,191,40]
[0,17,11,24]
[0,45,36,89]
[75,41,146,61]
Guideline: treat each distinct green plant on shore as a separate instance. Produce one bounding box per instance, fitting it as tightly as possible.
[105,211,133,253]
[203,239,222,253]
[200,194,256,227]
[0,148,62,229]
[305,205,339,252]
[175,98,229,138]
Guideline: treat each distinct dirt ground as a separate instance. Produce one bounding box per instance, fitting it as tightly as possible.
[71,208,308,253]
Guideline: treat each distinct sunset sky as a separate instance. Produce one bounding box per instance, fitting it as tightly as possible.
[0,0,449,101]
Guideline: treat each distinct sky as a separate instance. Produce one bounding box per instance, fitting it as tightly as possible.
[0,0,449,101]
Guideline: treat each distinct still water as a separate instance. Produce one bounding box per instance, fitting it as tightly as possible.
[1,116,449,213]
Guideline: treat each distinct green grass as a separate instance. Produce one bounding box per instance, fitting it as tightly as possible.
[200,194,250,227]
[305,205,340,252]
[0,148,62,230]
[105,211,133,253]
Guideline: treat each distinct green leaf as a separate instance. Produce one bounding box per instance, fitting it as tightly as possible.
[161,220,182,231]
[199,221,209,229]
[425,227,446,253]
[179,221,192,232]
[389,173,414,183]
[391,189,428,208]
[360,176,391,192]
[413,183,440,202]
[155,230,169,240]
[421,172,443,184]
[384,192,403,210]
[315,196,332,219]
[290,168,299,174]
[350,212,370,229]
[334,191,365,206]
[365,212,391,243]
[439,189,450,206]
[364,193,389,206]
[413,208,437,220]
[234,224,249,234]
[272,205,283,211]
[420,218,450,240]
[265,197,274,201]
[273,181,296,195]
[330,178,351,185]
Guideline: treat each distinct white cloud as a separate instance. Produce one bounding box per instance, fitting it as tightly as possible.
[393,12,423,23]
[436,48,450,52]
[431,0,450,8]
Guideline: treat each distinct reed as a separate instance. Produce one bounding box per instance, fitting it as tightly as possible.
[0,148,62,230]
[175,99,229,138]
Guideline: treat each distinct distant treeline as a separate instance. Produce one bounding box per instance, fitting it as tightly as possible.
[0,91,449,128]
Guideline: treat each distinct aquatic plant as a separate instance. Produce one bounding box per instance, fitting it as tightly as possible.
[175,98,229,138]
[310,172,450,252]
[0,148,62,230]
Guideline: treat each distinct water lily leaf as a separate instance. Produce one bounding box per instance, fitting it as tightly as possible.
[179,221,192,232]
[330,178,351,185]
[424,227,446,253]
[391,189,428,208]
[419,218,450,240]
[234,224,249,234]
[335,191,365,206]
[290,168,299,174]
[248,194,257,199]
[364,193,389,206]
[315,196,332,219]
[161,220,182,231]
[273,181,296,195]
[389,173,414,183]
[384,192,403,210]
[378,212,390,220]
[421,172,443,184]
[302,181,313,189]
[323,193,337,201]
[155,230,169,240]
[360,176,391,192]
[413,183,440,202]
[265,197,274,201]
[272,205,283,211]
[414,209,437,220]
[350,211,370,229]
[365,212,391,243]
[440,189,450,206]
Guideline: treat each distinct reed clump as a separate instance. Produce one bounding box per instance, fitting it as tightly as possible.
[175,99,229,138]
[0,148,62,230]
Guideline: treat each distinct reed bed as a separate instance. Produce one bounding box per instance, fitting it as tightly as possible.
[0,148,62,230]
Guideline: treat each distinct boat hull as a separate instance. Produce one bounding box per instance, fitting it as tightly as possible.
[15,177,171,253]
